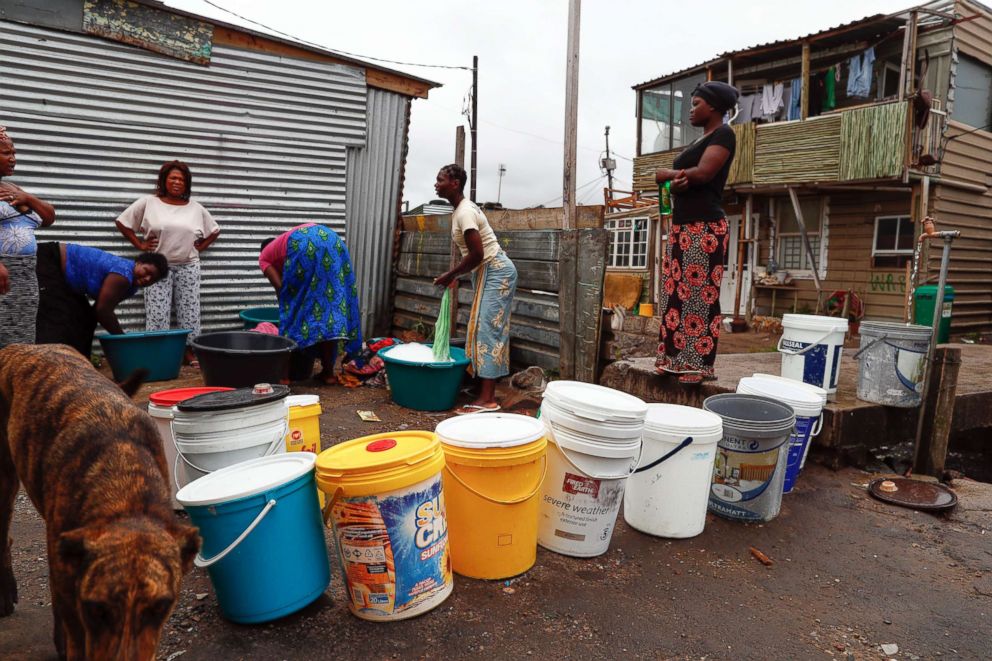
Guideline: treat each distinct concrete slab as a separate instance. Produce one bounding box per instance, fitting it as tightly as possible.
[600,344,992,464]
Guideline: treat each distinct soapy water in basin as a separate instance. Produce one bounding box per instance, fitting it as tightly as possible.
[386,343,454,364]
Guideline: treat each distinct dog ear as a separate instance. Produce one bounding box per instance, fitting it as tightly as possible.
[58,529,90,570]
[172,525,200,574]
[116,368,150,398]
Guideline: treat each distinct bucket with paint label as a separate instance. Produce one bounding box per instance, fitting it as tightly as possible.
[778,314,849,398]
[538,381,646,557]
[750,373,827,471]
[147,386,233,509]
[703,394,796,522]
[171,384,289,489]
[177,453,330,623]
[623,404,723,538]
[737,377,824,494]
[436,413,547,579]
[315,431,453,621]
[854,321,931,408]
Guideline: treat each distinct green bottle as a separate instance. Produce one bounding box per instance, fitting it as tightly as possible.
[659,180,672,216]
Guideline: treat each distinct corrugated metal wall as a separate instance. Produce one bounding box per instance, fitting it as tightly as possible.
[345,88,409,336]
[0,20,380,333]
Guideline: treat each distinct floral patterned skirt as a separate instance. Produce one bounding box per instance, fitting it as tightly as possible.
[466,250,517,379]
[656,219,729,376]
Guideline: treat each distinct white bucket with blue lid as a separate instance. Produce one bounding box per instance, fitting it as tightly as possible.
[176,453,330,624]
[624,404,724,538]
[737,377,824,494]
[854,321,931,408]
[778,314,849,398]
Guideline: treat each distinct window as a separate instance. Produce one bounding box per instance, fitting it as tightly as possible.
[953,54,992,129]
[606,216,650,269]
[774,197,826,273]
[872,215,914,268]
[639,73,705,154]
[879,62,901,99]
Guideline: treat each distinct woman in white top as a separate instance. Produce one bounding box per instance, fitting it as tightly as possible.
[116,160,219,365]
[433,164,518,414]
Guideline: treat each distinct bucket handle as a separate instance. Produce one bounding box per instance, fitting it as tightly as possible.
[777,329,836,356]
[444,456,548,505]
[172,419,289,478]
[321,487,344,528]
[633,437,693,474]
[852,334,887,359]
[810,415,823,439]
[194,498,277,568]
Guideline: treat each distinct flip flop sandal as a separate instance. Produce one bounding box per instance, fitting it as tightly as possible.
[454,404,502,415]
[677,372,704,385]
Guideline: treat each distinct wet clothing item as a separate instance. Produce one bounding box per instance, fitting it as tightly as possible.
[452,199,500,268]
[656,219,729,378]
[63,243,136,300]
[116,195,218,265]
[671,125,737,225]
[466,250,517,379]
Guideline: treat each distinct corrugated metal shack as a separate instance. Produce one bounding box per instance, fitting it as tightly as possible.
[0,0,438,336]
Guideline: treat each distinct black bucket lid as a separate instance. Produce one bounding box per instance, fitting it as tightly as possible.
[177,383,290,412]
[868,477,958,512]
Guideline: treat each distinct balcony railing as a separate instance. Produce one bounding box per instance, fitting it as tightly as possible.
[633,100,944,192]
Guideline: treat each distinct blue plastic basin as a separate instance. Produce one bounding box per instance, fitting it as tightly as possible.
[97,329,191,382]
[240,307,280,329]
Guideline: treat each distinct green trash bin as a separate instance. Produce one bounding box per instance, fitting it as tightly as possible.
[913,284,955,343]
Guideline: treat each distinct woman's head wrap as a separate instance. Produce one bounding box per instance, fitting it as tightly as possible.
[691,81,740,113]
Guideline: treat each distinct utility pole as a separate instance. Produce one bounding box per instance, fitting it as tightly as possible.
[497,164,507,204]
[471,55,479,202]
[562,0,580,230]
[602,125,616,195]
[455,126,465,168]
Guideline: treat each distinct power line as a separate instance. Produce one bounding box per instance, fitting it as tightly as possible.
[527,174,604,209]
[200,0,472,70]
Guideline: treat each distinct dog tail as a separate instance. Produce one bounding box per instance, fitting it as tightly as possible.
[117,368,149,398]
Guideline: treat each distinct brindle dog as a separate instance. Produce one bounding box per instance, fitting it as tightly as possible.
[0,344,199,660]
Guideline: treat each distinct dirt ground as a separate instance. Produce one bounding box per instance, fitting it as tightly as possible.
[2,368,990,661]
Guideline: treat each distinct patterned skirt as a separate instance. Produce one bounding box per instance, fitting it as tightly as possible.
[656,219,729,377]
[0,254,38,348]
[278,224,363,355]
[467,250,517,379]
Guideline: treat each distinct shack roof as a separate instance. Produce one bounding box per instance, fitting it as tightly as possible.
[632,0,958,91]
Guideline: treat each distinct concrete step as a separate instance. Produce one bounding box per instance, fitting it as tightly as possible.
[599,345,992,467]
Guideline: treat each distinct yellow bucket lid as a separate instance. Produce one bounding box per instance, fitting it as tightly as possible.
[315,431,444,497]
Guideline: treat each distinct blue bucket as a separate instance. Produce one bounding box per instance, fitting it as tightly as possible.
[176,453,329,624]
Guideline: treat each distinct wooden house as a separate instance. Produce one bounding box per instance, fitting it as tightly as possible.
[629,0,992,336]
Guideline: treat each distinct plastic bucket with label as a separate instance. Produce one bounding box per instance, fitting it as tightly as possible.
[703,394,796,522]
[623,404,723,538]
[778,314,849,398]
[315,431,453,621]
[854,321,931,408]
[737,377,824,493]
[177,453,330,623]
[538,381,646,557]
[436,413,547,579]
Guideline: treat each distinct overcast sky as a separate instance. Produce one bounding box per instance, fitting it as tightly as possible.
[168,0,913,209]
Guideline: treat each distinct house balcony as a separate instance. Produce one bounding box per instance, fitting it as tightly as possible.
[632,100,947,194]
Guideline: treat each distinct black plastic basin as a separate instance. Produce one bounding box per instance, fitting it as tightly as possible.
[192,331,298,388]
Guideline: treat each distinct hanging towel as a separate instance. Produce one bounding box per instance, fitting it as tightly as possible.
[760,83,784,117]
[788,78,802,120]
[779,84,792,121]
[823,67,836,111]
[733,93,757,123]
[847,47,876,98]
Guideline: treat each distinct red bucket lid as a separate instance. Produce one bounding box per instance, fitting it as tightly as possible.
[149,387,233,407]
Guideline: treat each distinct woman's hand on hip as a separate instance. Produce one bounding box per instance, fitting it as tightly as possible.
[141,236,159,251]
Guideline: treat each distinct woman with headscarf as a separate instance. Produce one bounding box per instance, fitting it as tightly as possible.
[654,81,739,384]
[115,160,219,365]
[259,224,363,384]
[433,163,517,413]
[0,127,56,348]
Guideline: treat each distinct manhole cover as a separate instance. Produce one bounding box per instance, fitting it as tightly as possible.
[868,477,958,511]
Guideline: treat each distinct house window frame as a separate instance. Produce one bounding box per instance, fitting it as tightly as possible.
[952,53,992,130]
[871,214,915,268]
[605,215,652,270]
[639,73,706,155]
[772,196,829,279]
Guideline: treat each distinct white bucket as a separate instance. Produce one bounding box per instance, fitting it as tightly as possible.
[855,321,931,408]
[538,381,645,558]
[148,402,185,509]
[623,405,723,538]
[737,377,824,494]
[172,400,288,489]
[778,314,849,398]
[750,374,827,470]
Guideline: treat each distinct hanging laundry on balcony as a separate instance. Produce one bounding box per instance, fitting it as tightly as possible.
[760,83,784,119]
[788,78,802,120]
[846,47,876,98]
[733,93,759,124]
[823,67,837,111]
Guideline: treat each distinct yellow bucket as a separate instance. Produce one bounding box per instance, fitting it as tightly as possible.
[284,395,322,454]
[436,414,547,580]
[315,431,453,621]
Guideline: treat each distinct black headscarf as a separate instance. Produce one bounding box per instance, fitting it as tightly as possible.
[691,81,740,113]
